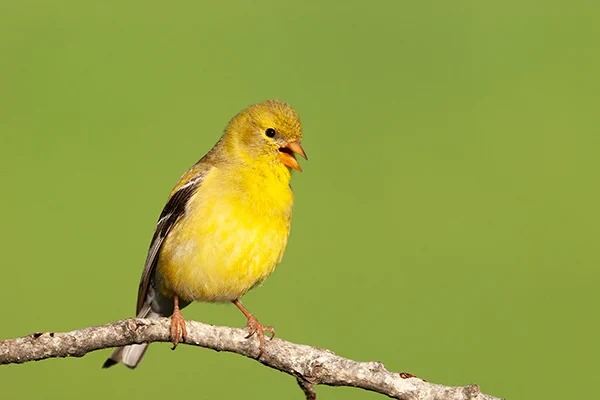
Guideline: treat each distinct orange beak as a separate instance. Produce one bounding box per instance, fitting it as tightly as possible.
[278,141,307,172]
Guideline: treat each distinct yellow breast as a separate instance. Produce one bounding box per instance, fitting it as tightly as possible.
[156,164,294,302]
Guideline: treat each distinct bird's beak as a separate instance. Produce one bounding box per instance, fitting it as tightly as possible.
[278,141,307,172]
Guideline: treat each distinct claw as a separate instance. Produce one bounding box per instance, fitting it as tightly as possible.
[233,299,275,357]
[170,295,187,350]
[244,315,275,357]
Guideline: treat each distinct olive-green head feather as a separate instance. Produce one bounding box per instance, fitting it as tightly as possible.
[220,100,306,171]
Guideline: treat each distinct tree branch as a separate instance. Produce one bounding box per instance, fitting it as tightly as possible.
[0,319,502,400]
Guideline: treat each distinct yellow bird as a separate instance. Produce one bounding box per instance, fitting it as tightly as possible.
[103,100,306,368]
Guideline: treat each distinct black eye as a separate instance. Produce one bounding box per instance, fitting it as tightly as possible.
[265,128,276,138]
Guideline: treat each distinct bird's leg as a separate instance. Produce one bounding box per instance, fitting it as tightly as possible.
[170,294,187,350]
[232,299,275,357]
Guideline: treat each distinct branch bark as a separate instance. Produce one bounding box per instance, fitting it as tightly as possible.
[0,319,502,400]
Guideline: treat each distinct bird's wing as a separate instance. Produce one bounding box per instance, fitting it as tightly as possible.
[136,168,209,314]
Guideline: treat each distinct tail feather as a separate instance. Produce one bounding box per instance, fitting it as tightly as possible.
[103,343,149,369]
[102,305,160,369]
[104,288,187,369]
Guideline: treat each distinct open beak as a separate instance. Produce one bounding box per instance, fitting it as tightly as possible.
[278,141,307,172]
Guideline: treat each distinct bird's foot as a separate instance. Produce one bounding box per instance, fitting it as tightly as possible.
[244,315,275,357]
[169,307,187,350]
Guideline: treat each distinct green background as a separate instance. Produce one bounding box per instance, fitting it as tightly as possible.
[1,1,598,399]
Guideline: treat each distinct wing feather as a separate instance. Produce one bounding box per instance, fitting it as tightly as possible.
[135,171,207,314]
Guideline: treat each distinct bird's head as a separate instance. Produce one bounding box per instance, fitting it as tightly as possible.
[221,100,307,172]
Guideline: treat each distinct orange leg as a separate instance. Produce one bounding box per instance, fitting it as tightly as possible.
[170,294,187,350]
[232,299,274,356]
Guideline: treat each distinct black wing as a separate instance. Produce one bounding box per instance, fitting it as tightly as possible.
[136,172,206,314]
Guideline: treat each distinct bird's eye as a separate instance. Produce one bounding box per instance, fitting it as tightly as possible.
[265,128,276,138]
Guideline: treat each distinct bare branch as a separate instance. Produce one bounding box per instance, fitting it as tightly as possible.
[0,319,502,400]
[296,375,317,400]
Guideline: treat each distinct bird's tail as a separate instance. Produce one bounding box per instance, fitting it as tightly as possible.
[102,307,160,369]
[102,343,149,369]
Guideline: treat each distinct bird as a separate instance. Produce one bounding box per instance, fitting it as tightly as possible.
[103,99,306,369]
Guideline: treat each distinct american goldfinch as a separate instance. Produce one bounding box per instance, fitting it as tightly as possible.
[103,100,306,368]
